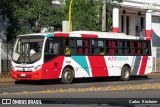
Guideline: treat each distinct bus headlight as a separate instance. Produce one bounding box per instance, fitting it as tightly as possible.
[33,65,42,72]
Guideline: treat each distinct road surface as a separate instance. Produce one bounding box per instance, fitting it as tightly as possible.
[0,76,160,106]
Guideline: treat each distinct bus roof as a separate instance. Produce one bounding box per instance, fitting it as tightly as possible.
[18,31,149,40]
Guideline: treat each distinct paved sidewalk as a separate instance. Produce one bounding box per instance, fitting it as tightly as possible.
[0,78,14,84]
[0,72,160,84]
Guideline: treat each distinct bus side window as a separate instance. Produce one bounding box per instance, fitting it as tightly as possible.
[137,42,142,54]
[78,48,83,55]
[94,48,100,55]
[131,42,135,54]
[65,39,70,55]
[70,40,75,46]
[109,41,115,54]
[142,41,149,55]
[93,40,100,55]
[125,41,131,54]
[106,41,109,54]
[84,40,89,55]
[118,41,123,54]
[77,40,83,55]
[70,48,75,54]
[65,47,70,55]
[100,48,105,55]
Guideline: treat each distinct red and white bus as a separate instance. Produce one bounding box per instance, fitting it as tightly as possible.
[11,31,152,83]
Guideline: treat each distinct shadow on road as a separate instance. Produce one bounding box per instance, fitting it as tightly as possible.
[14,75,150,85]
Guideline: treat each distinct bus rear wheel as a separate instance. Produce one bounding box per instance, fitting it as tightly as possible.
[61,68,74,84]
[120,66,131,81]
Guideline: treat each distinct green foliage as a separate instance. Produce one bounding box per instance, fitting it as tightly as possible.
[63,0,102,31]
[0,0,123,42]
[63,0,122,31]
[1,0,63,41]
[12,0,63,34]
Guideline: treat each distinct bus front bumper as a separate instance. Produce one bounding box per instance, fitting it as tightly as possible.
[11,70,42,80]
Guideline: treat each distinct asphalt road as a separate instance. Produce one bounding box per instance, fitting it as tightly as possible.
[0,76,159,97]
[0,76,160,106]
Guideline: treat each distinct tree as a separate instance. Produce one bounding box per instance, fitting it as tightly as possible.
[63,0,122,32]
[63,0,102,31]
[0,0,13,42]
[12,0,63,35]
[0,0,64,42]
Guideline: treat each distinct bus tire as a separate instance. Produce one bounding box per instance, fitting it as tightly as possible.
[120,66,131,81]
[61,68,74,84]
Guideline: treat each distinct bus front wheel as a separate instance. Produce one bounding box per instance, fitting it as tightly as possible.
[120,66,131,81]
[61,68,74,84]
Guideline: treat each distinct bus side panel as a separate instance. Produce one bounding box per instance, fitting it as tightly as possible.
[138,56,148,75]
[131,56,141,75]
[58,55,152,79]
[42,56,64,79]
[138,56,152,75]
[131,56,152,75]
[59,56,91,78]
[104,55,152,76]
[144,56,152,74]
[105,56,120,76]
[88,56,109,77]
[105,56,132,76]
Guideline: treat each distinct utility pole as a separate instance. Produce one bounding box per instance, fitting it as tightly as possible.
[68,0,73,32]
[102,0,106,32]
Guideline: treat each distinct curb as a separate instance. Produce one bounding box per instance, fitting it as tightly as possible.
[148,72,160,78]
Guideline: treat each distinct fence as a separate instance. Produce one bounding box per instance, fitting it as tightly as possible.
[0,42,13,75]
[153,57,160,72]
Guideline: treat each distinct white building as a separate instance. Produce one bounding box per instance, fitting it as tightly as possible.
[112,0,160,57]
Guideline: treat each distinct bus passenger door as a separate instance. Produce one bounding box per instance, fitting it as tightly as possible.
[43,38,61,79]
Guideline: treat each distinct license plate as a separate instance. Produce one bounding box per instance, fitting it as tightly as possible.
[21,64,26,67]
[21,74,26,77]
[25,68,32,71]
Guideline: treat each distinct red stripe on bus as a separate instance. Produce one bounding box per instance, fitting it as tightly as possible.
[112,27,119,33]
[138,56,148,75]
[54,33,70,37]
[81,34,98,38]
[88,56,108,77]
[43,56,64,79]
[145,30,151,40]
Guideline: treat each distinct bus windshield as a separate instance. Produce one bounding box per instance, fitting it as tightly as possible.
[13,37,44,63]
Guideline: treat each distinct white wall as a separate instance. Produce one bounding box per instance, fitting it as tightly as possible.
[122,0,160,13]
[152,16,160,47]
[119,13,142,36]
[129,15,136,36]
[124,0,160,5]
